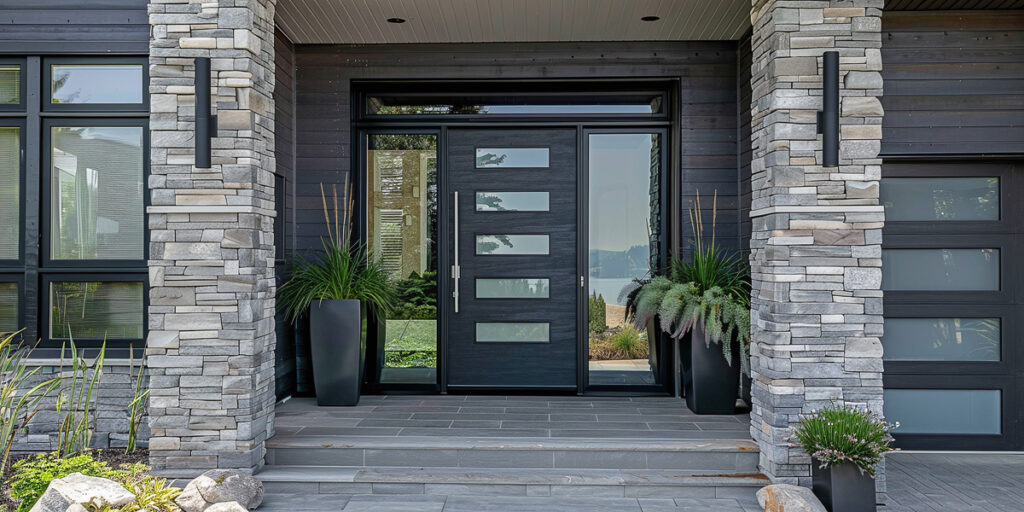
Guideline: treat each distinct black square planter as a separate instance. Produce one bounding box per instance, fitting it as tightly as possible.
[811,461,876,512]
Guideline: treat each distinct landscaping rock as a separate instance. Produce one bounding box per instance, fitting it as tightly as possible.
[64,506,88,512]
[757,484,828,512]
[175,470,264,512]
[29,473,135,512]
[205,503,248,512]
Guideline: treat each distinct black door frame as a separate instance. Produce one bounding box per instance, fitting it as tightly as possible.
[354,80,678,395]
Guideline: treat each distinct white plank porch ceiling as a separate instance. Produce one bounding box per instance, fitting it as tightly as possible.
[275,0,752,44]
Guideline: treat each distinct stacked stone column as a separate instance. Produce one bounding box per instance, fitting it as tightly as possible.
[146,0,277,474]
[747,0,885,486]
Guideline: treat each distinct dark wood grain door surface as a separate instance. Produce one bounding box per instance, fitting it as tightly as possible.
[446,128,578,389]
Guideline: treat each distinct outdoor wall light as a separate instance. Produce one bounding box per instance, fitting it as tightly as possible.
[817,51,839,167]
[195,57,218,168]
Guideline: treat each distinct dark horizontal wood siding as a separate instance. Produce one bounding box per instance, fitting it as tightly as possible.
[881,10,1024,156]
[738,31,753,259]
[0,1,149,54]
[886,0,1024,9]
[292,42,742,259]
[273,29,298,399]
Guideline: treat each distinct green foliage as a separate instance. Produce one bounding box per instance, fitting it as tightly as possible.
[278,240,398,323]
[392,271,438,320]
[588,292,607,334]
[92,476,181,512]
[8,453,124,512]
[55,339,105,458]
[125,350,148,454]
[1,332,60,476]
[792,405,898,477]
[608,325,645,359]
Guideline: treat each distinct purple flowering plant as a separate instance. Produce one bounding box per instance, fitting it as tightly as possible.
[792,404,898,478]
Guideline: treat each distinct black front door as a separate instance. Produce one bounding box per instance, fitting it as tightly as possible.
[446,128,578,389]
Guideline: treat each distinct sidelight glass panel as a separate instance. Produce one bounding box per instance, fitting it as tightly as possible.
[883,318,1000,362]
[884,389,1001,434]
[475,278,549,299]
[881,177,999,221]
[367,133,438,385]
[475,235,549,255]
[0,282,17,335]
[0,65,19,105]
[51,64,144,104]
[587,133,662,387]
[0,127,19,260]
[476,322,550,343]
[476,192,549,212]
[49,281,144,340]
[476,148,549,168]
[882,249,998,291]
[50,126,144,260]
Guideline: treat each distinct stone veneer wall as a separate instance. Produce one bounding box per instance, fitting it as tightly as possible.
[146,0,278,474]
[747,0,886,487]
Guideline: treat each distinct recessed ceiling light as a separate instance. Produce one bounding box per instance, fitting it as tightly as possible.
[641,15,661,22]
[387,17,406,24]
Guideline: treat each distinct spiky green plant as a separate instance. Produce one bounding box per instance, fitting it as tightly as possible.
[792,405,898,477]
[125,346,149,454]
[0,331,60,476]
[54,338,105,457]
[278,182,398,322]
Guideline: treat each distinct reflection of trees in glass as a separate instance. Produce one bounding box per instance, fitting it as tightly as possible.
[51,69,78,103]
[475,235,514,255]
[930,178,998,220]
[486,279,548,298]
[929,318,999,360]
[476,193,506,211]
[50,282,143,339]
[476,152,507,167]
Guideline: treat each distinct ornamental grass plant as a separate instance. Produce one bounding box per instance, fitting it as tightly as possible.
[792,404,898,477]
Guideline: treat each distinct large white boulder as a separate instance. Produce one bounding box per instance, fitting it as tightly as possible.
[205,503,248,512]
[174,470,264,512]
[28,473,135,512]
[757,484,828,512]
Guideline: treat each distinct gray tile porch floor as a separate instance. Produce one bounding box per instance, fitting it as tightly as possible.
[881,452,1024,512]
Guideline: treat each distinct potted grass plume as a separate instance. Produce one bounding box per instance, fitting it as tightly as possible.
[278,183,397,406]
[793,404,897,512]
[623,191,750,414]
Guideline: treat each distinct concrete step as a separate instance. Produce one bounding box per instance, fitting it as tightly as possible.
[266,435,760,472]
[256,465,768,501]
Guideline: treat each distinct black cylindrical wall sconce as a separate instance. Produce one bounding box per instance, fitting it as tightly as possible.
[195,57,218,168]
[817,51,839,167]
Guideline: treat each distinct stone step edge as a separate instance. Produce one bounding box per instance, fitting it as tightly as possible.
[266,435,759,453]
[256,465,770,487]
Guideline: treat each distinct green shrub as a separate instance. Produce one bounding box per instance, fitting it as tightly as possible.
[1,331,60,476]
[9,453,115,512]
[588,292,606,334]
[792,405,897,477]
[95,476,180,512]
[608,325,645,359]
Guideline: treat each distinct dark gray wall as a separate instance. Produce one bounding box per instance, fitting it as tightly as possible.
[0,1,149,54]
[881,10,1024,156]
[738,31,753,258]
[273,29,297,399]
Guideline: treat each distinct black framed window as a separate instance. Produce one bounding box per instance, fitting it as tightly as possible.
[0,56,148,353]
[881,161,1024,451]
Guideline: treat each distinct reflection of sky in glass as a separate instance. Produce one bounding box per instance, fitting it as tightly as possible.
[884,389,1000,434]
[588,134,656,304]
[476,322,550,343]
[476,148,549,168]
[475,234,549,255]
[881,177,999,221]
[52,65,143,104]
[483,104,654,114]
[476,192,549,211]
[883,317,999,362]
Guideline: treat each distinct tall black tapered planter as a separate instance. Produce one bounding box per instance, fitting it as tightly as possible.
[682,323,740,414]
[309,299,367,406]
[812,461,876,512]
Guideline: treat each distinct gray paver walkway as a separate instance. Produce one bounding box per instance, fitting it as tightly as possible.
[258,494,760,511]
[882,452,1024,512]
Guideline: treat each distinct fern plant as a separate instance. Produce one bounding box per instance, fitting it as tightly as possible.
[623,190,751,371]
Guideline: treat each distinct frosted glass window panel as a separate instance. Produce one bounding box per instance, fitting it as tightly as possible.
[475,148,549,168]
[50,281,144,340]
[51,64,144,104]
[884,389,1001,434]
[51,126,144,260]
[0,282,17,334]
[882,249,999,291]
[476,235,549,255]
[0,127,19,260]
[476,322,550,343]
[476,192,549,212]
[882,177,998,221]
[0,66,19,104]
[883,318,1000,362]
[476,278,549,299]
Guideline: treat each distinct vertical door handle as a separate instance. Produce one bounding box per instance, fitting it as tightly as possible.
[451,191,460,313]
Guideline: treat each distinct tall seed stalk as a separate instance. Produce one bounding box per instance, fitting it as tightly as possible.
[125,345,149,453]
[0,331,60,475]
[54,338,105,457]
